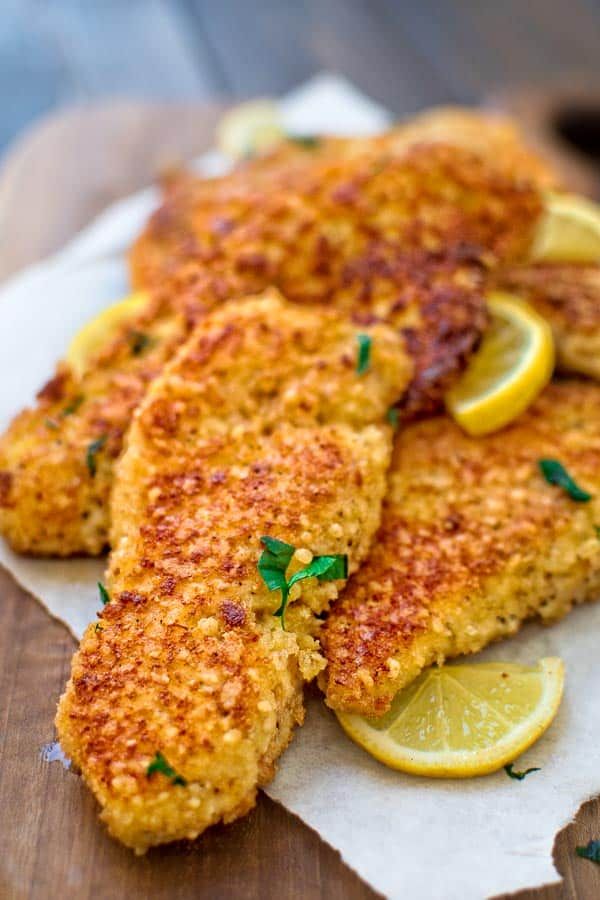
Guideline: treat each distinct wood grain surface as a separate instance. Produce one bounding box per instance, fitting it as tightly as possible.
[1,103,600,900]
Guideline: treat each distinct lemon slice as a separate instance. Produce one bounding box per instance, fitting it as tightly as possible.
[67,292,148,377]
[336,658,564,778]
[532,192,600,263]
[217,100,285,160]
[445,291,554,436]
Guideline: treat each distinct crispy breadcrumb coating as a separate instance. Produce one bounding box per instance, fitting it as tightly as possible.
[222,105,560,189]
[385,106,560,189]
[322,380,600,716]
[56,292,408,852]
[1,138,545,556]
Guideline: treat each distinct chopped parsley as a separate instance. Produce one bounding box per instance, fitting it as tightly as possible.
[95,622,103,633]
[595,525,600,539]
[538,459,591,502]
[129,330,153,356]
[576,840,600,864]
[386,407,399,430]
[257,536,348,629]
[356,334,372,375]
[86,435,107,477]
[146,751,187,786]
[504,763,541,781]
[45,418,59,430]
[287,134,321,149]
[61,395,84,417]
[98,581,110,605]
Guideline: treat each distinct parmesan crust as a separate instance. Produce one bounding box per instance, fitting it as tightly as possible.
[323,380,600,715]
[497,264,600,379]
[0,137,545,555]
[56,292,408,852]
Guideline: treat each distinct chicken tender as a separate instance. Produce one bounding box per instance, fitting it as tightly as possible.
[322,380,600,716]
[1,140,543,556]
[0,295,189,555]
[56,291,408,852]
[497,264,600,379]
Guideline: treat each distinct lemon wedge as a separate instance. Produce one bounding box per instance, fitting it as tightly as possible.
[445,291,554,436]
[217,100,285,160]
[336,658,564,778]
[532,192,600,263]
[67,292,148,377]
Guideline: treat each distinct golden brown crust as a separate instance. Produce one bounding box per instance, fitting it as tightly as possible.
[322,380,600,716]
[0,296,188,555]
[497,264,600,379]
[386,106,561,189]
[0,135,543,556]
[131,140,545,409]
[56,292,407,852]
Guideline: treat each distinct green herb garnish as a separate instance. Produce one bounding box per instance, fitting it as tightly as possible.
[386,407,399,430]
[576,840,600,864]
[146,751,187,786]
[595,525,600,539]
[98,581,110,605]
[538,459,591,502]
[86,435,107,477]
[288,134,321,149]
[45,418,59,430]
[95,622,103,632]
[257,537,296,595]
[61,395,84,417]
[356,334,372,375]
[504,763,541,781]
[129,330,152,356]
[257,536,348,629]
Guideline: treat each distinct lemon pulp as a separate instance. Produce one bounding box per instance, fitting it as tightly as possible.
[532,192,600,263]
[336,658,564,778]
[217,100,284,160]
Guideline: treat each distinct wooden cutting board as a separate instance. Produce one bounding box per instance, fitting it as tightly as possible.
[1,102,600,900]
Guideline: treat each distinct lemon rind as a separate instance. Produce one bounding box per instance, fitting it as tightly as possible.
[66,292,148,377]
[446,292,555,437]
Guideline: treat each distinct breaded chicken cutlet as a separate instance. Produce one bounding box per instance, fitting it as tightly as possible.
[497,264,600,379]
[56,291,409,852]
[322,380,600,716]
[0,139,547,557]
[221,105,560,189]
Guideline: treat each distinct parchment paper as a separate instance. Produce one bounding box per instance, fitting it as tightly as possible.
[1,73,597,900]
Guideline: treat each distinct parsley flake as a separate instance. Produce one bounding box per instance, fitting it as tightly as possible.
[129,330,153,356]
[146,751,187,786]
[356,334,372,375]
[386,407,399,430]
[504,763,541,781]
[61,395,84,417]
[95,622,103,633]
[538,459,591,502]
[595,525,600,539]
[45,418,59,430]
[257,536,348,628]
[288,134,321,149]
[98,581,110,605]
[86,435,107,477]
[576,840,600,864]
